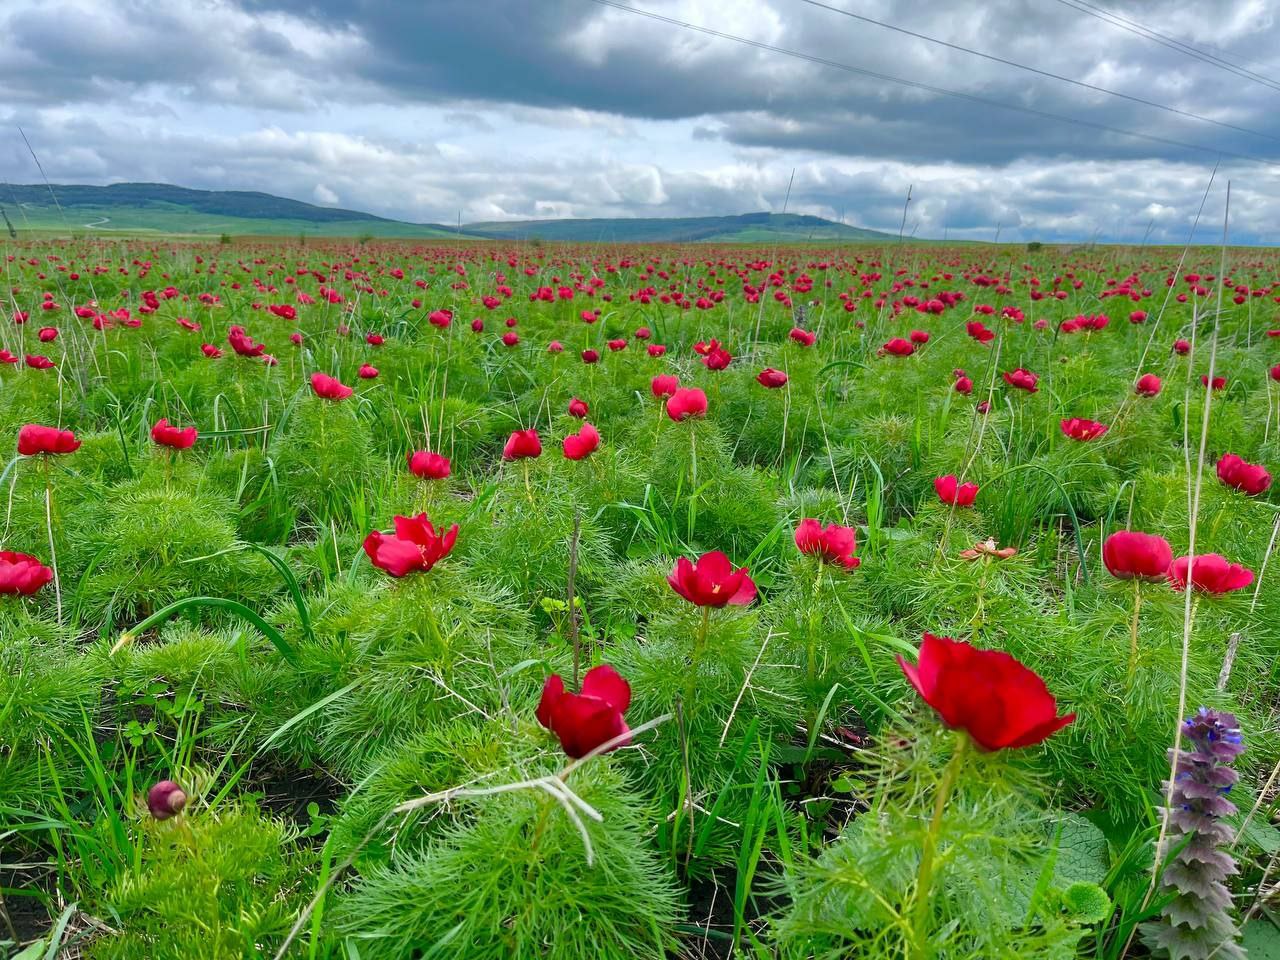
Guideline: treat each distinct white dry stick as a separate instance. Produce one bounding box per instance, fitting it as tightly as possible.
[720,631,776,748]
[1248,514,1280,619]
[535,779,596,866]
[1122,162,1219,420]
[558,712,674,779]
[1216,633,1241,692]
[1229,512,1280,843]
[276,713,670,960]
[1144,182,1230,912]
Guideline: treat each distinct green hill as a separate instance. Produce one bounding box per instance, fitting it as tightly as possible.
[0,182,463,239]
[463,211,895,243]
[0,183,896,242]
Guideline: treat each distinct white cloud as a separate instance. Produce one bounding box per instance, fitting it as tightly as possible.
[1,0,1277,240]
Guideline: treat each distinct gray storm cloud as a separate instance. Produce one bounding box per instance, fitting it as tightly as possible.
[0,0,1274,241]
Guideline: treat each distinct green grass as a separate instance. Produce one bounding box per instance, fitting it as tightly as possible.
[1,234,1277,959]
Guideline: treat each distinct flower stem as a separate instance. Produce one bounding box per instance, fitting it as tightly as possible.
[970,563,989,637]
[911,732,968,958]
[806,561,824,688]
[423,598,448,659]
[687,428,698,539]
[684,606,712,720]
[806,562,827,737]
[1126,578,1143,683]
[43,459,62,624]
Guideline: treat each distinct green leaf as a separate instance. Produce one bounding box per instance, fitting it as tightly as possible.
[119,595,298,665]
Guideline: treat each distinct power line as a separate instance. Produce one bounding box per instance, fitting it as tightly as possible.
[585,0,1278,168]
[1050,0,1280,93]
[795,0,1280,145]
[1061,0,1280,86]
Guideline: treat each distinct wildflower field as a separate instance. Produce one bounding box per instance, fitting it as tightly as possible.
[2,237,1279,959]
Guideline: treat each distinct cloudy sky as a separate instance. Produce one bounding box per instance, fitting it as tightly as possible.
[1,0,1276,241]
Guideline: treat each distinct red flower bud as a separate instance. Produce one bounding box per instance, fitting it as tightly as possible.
[147,780,188,820]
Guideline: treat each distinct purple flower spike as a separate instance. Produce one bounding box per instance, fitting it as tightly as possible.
[1142,708,1246,960]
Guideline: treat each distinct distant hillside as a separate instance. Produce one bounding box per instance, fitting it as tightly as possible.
[0,182,463,238]
[0,183,897,242]
[464,212,895,243]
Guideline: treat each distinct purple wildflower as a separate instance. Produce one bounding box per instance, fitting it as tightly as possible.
[1142,708,1246,960]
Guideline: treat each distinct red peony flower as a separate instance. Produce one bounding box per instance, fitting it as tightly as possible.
[536,664,631,759]
[935,474,978,507]
[1168,554,1254,594]
[363,513,458,577]
[966,321,995,343]
[1002,368,1039,393]
[651,374,679,399]
[408,450,451,479]
[1103,531,1173,581]
[1135,374,1162,397]
[789,327,816,346]
[667,550,756,607]
[563,422,601,461]
[151,418,197,450]
[702,345,732,370]
[666,387,708,422]
[1201,375,1226,390]
[1173,339,1191,355]
[358,363,379,379]
[883,337,916,357]
[0,551,54,595]
[228,325,265,358]
[1215,454,1271,496]
[568,397,589,419]
[1060,418,1109,441]
[503,428,542,461]
[17,424,80,456]
[310,372,353,400]
[757,368,788,388]
[898,632,1074,750]
[794,519,860,570]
